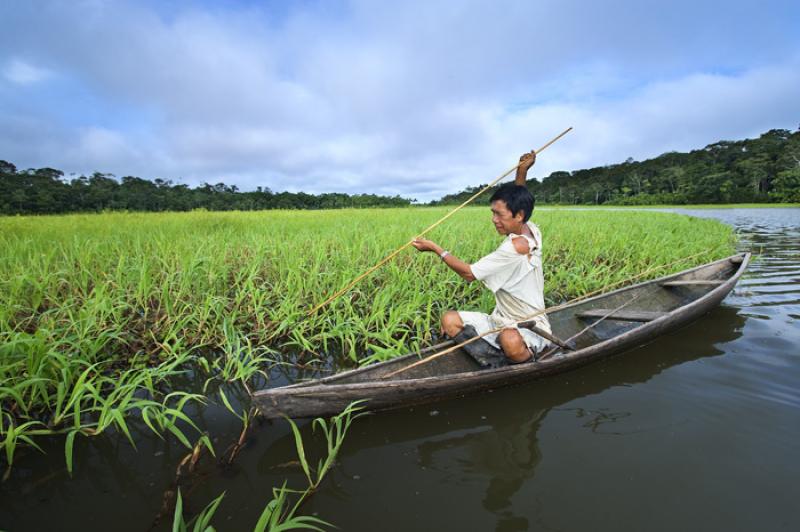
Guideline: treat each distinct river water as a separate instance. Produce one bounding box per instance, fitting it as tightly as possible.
[2,208,798,531]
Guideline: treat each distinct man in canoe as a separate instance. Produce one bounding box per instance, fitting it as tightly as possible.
[411,152,551,368]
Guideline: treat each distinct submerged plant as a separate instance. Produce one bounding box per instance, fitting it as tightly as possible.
[172,489,227,532]
[171,401,364,531]
[287,401,366,491]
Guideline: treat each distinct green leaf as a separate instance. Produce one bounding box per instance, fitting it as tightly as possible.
[65,429,79,476]
[254,485,286,532]
[217,388,243,421]
[192,491,225,532]
[286,417,312,485]
[111,410,136,449]
[173,489,186,532]
[166,423,192,449]
[198,434,216,458]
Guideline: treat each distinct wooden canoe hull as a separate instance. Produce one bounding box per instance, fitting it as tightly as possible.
[252,253,749,419]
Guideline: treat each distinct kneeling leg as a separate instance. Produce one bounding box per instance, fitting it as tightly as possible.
[441,310,464,338]
[498,328,533,363]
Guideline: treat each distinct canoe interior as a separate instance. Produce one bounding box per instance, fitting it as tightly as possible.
[296,254,745,385]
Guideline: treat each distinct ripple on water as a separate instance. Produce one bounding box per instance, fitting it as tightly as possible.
[745,287,800,296]
[740,278,800,287]
[742,296,800,307]
[737,334,798,354]
[749,269,800,279]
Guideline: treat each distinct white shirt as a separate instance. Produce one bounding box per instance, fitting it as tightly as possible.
[470,221,551,333]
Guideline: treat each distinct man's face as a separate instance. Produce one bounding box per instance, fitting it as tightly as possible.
[490,200,523,235]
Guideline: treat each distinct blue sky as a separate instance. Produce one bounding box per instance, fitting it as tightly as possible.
[1,0,799,201]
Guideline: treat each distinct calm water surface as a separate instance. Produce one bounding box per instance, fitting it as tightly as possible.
[2,208,798,531]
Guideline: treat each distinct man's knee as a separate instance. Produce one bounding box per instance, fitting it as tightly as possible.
[441,311,464,338]
[498,329,532,363]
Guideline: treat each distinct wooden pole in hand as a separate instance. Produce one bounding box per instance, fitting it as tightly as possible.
[307,127,573,316]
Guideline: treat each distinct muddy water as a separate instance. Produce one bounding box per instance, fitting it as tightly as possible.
[2,208,798,531]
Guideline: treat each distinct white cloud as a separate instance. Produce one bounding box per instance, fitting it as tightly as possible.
[76,127,142,168]
[3,58,51,85]
[0,1,798,200]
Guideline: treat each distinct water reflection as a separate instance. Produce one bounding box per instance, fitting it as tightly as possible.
[256,305,745,531]
[416,306,744,531]
[416,407,544,531]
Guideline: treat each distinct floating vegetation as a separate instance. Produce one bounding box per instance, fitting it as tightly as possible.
[171,402,364,531]
[0,208,736,470]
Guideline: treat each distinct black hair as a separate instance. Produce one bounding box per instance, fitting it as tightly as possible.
[489,183,534,222]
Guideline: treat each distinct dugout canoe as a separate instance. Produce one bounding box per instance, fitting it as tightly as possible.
[252,252,750,419]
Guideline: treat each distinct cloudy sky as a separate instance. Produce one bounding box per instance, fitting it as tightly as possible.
[2,0,799,201]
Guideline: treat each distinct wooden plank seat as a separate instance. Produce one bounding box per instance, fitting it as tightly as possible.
[576,309,669,322]
[660,280,725,287]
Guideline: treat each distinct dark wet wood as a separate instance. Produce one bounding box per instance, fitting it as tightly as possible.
[252,252,750,419]
[519,322,574,350]
[575,309,669,322]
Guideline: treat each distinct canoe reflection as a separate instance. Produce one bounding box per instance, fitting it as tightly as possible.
[417,408,544,531]
[412,305,744,530]
[258,305,744,531]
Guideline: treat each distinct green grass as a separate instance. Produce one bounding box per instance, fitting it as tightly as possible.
[0,207,736,470]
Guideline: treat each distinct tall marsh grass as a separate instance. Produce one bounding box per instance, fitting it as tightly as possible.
[0,208,735,468]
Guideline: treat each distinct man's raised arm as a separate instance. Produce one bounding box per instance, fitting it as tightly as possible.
[514,151,536,186]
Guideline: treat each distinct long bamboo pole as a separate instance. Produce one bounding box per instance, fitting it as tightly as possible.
[308,127,573,316]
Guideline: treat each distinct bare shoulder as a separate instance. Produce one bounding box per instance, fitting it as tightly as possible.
[526,222,542,249]
[512,236,530,254]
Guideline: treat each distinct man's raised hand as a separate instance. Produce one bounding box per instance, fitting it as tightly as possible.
[515,151,536,185]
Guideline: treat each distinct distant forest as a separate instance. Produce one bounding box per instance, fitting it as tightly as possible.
[0,163,412,214]
[2,128,799,215]
[435,128,800,206]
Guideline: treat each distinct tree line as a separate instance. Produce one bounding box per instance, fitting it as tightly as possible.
[435,128,800,206]
[3,127,799,215]
[0,162,412,214]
